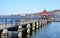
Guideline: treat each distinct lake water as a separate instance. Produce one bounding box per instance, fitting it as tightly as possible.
[1,22,60,38]
[31,22,60,38]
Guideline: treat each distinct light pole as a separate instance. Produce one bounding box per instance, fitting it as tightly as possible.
[5,18,7,28]
[11,18,13,28]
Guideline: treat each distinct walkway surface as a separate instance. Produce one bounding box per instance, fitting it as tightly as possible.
[0,20,37,29]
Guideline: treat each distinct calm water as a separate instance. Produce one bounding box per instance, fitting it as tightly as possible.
[2,22,60,38]
[31,22,60,38]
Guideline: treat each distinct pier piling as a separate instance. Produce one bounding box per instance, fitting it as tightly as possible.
[27,24,31,34]
[18,26,22,38]
[1,29,7,38]
[32,22,35,31]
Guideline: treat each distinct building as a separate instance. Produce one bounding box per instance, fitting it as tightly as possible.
[40,9,51,19]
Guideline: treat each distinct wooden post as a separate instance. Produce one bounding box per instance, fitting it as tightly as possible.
[18,26,22,38]
[45,20,47,24]
[27,24,31,34]
[43,20,45,25]
[32,22,35,31]
[1,29,7,38]
[43,20,47,25]
[39,20,42,27]
[41,20,44,26]
[36,22,39,29]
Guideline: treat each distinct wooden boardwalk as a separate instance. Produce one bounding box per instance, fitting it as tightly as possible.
[0,20,38,29]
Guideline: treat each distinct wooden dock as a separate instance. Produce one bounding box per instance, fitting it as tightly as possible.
[0,19,51,38]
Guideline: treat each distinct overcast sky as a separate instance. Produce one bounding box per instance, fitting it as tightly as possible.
[0,0,60,15]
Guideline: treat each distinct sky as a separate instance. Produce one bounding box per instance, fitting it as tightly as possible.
[0,0,60,15]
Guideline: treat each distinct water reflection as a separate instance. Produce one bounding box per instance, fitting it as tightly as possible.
[36,29,39,32]
[31,22,60,38]
[7,28,37,38]
[8,31,18,38]
[27,34,30,38]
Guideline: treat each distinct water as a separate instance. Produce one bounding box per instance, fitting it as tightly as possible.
[31,22,60,38]
[1,22,60,38]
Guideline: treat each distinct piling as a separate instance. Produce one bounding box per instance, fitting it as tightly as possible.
[36,22,39,29]
[39,20,42,27]
[18,26,22,38]
[27,24,31,34]
[43,20,46,25]
[45,20,48,24]
[32,22,35,31]
[41,20,44,26]
[1,29,7,38]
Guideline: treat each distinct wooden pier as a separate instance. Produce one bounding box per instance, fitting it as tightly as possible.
[0,19,51,38]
